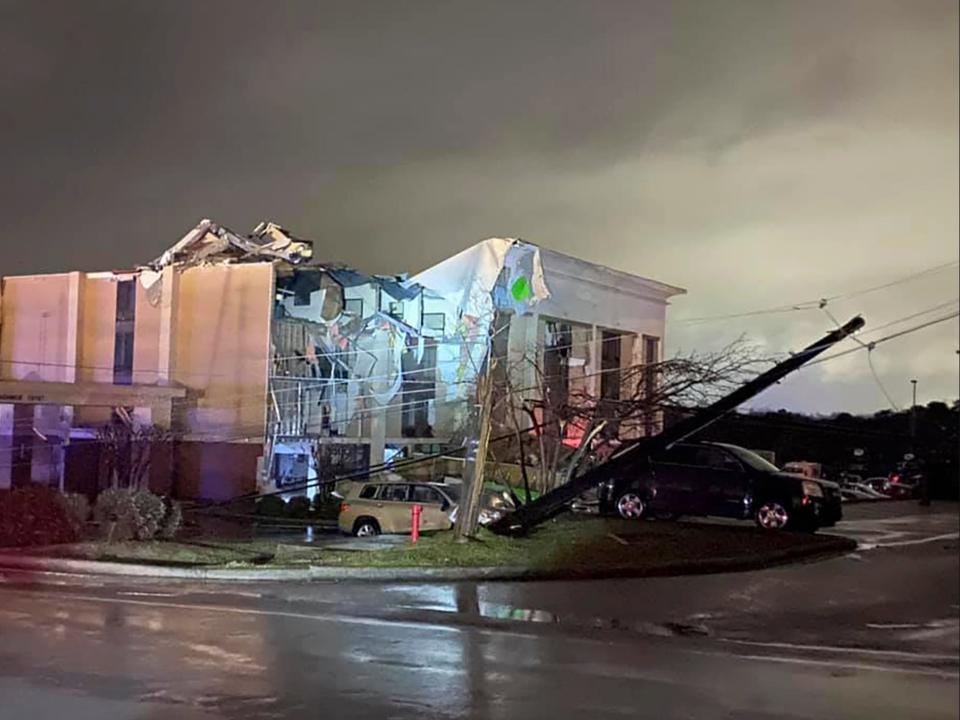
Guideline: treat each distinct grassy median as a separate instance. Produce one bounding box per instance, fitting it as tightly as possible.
[304,516,849,571]
[15,516,853,574]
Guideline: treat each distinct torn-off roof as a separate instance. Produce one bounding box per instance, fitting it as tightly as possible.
[148,218,313,270]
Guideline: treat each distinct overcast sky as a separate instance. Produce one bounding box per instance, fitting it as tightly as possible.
[1,0,957,414]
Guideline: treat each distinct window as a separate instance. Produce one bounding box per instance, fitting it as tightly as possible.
[344,298,363,315]
[693,446,738,470]
[113,280,136,385]
[724,445,779,473]
[600,330,622,401]
[411,485,444,505]
[642,335,661,435]
[543,319,572,405]
[422,313,445,334]
[116,280,136,321]
[359,484,379,499]
[294,286,313,306]
[380,484,410,502]
[274,453,310,486]
[656,444,700,465]
[401,337,437,437]
[388,301,403,319]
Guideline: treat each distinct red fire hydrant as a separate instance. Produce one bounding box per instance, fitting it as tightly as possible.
[411,504,423,544]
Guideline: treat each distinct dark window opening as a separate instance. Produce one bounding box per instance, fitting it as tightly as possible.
[599,330,623,438]
[294,286,313,306]
[274,453,310,487]
[113,280,136,385]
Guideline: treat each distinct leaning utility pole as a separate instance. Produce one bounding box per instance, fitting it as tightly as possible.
[453,359,495,540]
[489,316,866,535]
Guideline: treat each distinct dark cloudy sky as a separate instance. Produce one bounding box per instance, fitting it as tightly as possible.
[2,0,957,414]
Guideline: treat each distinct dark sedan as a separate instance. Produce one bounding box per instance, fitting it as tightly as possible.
[597,441,842,532]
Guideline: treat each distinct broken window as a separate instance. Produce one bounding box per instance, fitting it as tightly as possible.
[274,452,310,487]
[113,280,136,385]
[401,337,437,438]
[294,286,313,306]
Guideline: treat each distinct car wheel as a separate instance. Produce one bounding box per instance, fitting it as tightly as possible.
[755,501,789,531]
[353,518,380,537]
[616,492,646,520]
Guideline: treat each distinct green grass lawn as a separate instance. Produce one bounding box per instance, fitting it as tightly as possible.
[19,539,281,566]
[15,516,850,572]
[301,516,845,570]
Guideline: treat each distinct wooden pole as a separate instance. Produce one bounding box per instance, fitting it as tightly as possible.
[453,360,494,540]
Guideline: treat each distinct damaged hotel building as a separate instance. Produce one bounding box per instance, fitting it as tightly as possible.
[0,220,684,500]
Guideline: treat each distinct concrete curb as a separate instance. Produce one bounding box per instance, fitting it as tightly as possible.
[0,536,856,583]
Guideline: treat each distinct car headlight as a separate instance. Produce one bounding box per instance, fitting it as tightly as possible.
[802,480,824,498]
[478,509,503,525]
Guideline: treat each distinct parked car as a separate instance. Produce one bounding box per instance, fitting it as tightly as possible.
[597,441,842,532]
[883,474,920,499]
[337,480,514,536]
[841,481,889,501]
[863,476,890,494]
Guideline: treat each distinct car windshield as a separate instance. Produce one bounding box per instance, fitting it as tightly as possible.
[721,445,781,473]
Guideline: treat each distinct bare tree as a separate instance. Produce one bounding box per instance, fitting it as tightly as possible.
[98,419,175,493]
[490,337,776,493]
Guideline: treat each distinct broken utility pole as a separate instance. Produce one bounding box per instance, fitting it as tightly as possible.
[488,315,866,536]
[453,359,495,540]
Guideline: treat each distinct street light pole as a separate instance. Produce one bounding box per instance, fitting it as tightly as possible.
[910,378,918,450]
[910,378,931,506]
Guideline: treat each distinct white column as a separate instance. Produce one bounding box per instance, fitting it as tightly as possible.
[0,404,12,489]
[64,271,83,383]
[157,265,179,384]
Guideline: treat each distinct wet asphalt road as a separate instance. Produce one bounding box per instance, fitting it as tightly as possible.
[0,502,957,719]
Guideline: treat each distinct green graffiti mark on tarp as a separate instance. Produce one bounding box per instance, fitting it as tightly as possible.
[511,275,533,302]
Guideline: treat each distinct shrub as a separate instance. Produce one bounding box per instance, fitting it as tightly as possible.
[0,486,79,548]
[287,495,312,519]
[159,498,183,540]
[255,495,287,517]
[312,493,341,521]
[132,491,166,540]
[60,493,91,534]
[94,488,139,541]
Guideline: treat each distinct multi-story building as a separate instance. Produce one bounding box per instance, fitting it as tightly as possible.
[0,220,684,500]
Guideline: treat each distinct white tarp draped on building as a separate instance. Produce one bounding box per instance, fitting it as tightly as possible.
[409,238,550,403]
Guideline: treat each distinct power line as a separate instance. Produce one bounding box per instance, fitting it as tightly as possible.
[806,311,960,367]
[826,260,960,303]
[675,259,959,325]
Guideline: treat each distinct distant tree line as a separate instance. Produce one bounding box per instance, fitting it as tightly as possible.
[674,400,959,498]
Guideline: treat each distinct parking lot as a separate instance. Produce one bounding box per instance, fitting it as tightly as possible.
[829,501,959,550]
